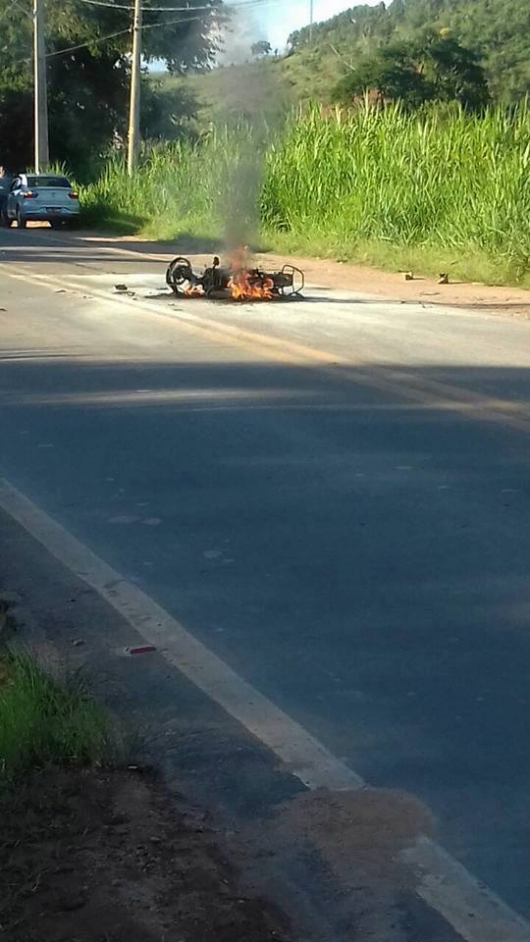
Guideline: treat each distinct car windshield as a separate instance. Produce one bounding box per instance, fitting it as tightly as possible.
[26,176,71,188]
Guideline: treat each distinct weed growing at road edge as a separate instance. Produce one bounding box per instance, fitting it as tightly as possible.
[0,652,111,789]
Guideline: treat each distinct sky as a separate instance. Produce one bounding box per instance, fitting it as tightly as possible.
[220,0,374,66]
[261,1,357,50]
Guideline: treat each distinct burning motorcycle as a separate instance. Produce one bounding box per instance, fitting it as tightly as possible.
[166,254,305,302]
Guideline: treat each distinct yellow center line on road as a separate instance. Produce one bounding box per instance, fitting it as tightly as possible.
[3,264,530,436]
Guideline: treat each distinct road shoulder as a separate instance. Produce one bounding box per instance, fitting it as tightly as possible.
[0,502,465,942]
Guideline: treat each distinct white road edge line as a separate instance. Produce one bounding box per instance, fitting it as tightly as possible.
[0,477,528,942]
[0,479,362,796]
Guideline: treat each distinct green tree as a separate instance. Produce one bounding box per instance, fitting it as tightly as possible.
[0,0,220,174]
[140,80,200,141]
[333,41,429,108]
[0,87,34,170]
[419,31,490,109]
[288,0,529,104]
[332,33,489,110]
[251,40,272,57]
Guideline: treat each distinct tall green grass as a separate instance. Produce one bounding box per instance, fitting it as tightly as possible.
[82,128,264,243]
[81,103,530,285]
[0,654,110,786]
[263,103,530,283]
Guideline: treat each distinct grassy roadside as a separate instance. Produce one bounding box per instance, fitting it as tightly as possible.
[268,232,530,290]
[79,103,530,290]
[0,622,292,941]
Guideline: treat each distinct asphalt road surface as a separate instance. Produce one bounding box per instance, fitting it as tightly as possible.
[1,228,530,940]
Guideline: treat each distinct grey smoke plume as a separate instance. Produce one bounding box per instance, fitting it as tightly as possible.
[217,7,261,66]
[214,9,281,255]
[223,146,264,254]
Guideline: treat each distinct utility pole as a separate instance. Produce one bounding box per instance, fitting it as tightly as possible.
[33,0,49,172]
[127,0,142,176]
[309,0,314,43]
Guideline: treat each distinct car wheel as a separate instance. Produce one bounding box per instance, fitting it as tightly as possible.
[16,207,27,229]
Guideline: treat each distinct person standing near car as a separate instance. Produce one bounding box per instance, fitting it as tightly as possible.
[0,166,13,222]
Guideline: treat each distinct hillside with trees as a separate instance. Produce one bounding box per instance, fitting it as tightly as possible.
[158,0,529,141]
[286,0,530,104]
[330,31,491,111]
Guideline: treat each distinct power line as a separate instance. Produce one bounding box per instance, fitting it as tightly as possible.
[43,0,286,61]
[0,0,286,22]
[76,0,214,10]
[1,0,287,19]
[2,0,288,70]
[76,0,286,11]
[45,26,132,58]
[6,9,209,68]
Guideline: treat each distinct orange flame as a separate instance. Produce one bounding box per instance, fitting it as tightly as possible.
[228,270,274,301]
[227,246,274,301]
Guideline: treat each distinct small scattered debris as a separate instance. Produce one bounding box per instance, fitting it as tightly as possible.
[438,272,449,285]
[404,272,414,281]
[114,284,128,293]
[125,644,157,657]
[71,638,85,647]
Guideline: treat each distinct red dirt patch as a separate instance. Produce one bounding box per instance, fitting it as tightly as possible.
[256,252,530,319]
